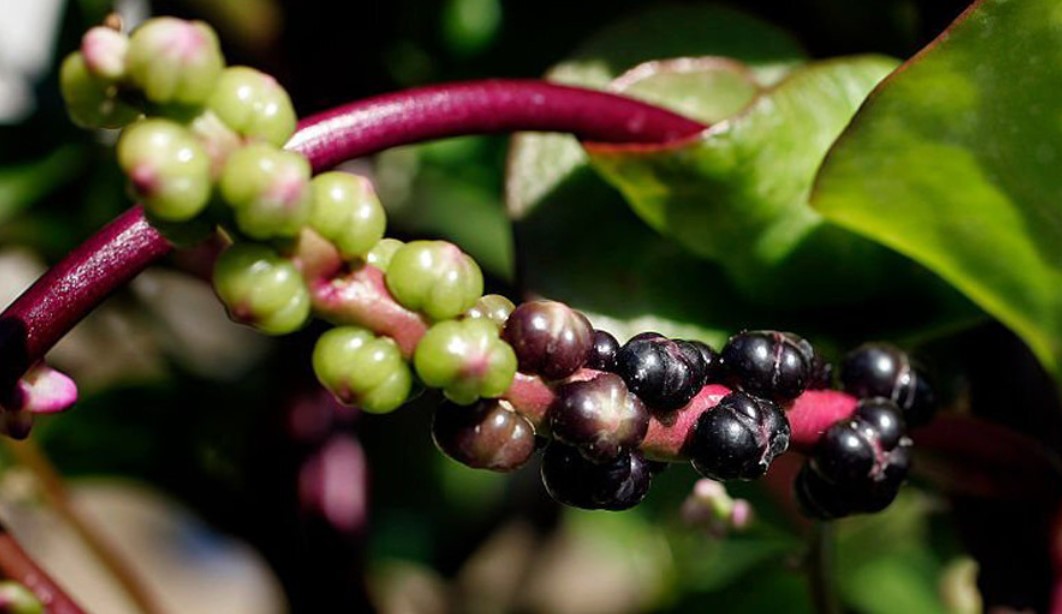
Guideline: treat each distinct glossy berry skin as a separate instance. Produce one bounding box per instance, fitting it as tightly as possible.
[212,242,311,334]
[852,397,905,450]
[502,301,592,380]
[797,437,912,519]
[811,423,876,487]
[614,334,706,411]
[208,66,297,146]
[117,119,212,221]
[312,326,412,414]
[126,17,224,106]
[365,238,404,272]
[218,143,313,240]
[687,391,790,481]
[385,241,483,321]
[540,442,652,511]
[682,339,724,383]
[549,373,649,462]
[308,172,387,260]
[840,343,936,426]
[585,329,620,372]
[720,330,813,403]
[413,318,516,405]
[432,399,536,471]
[464,294,515,330]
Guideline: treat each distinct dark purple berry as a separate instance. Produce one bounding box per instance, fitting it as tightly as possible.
[502,301,592,380]
[853,397,905,450]
[586,329,621,371]
[720,330,813,402]
[615,335,706,411]
[540,442,652,511]
[794,462,854,520]
[681,339,724,383]
[549,373,649,462]
[686,391,791,481]
[432,399,536,471]
[840,343,936,426]
[811,422,876,487]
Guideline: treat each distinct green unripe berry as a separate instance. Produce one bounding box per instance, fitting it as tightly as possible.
[0,580,44,614]
[312,326,412,413]
[218,143,313,240]
[366,238,404,272]
[208,66,297,146]
[213,242,311,334]
[414,319,517,405]
[464,294,515,329]
[385,240,483,320]
[59,52,139,129]
[117,118,212,221]
[126,17,224,106]
[188,110,242,178]
[308,172,387,260]
[81,26,129,81]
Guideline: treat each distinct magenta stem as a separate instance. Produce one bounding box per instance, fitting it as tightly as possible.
[0,80,705,389]
[289,79,706,172]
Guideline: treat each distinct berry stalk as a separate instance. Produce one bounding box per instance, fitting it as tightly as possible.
[0,80,705,390]
[0,521,85,613]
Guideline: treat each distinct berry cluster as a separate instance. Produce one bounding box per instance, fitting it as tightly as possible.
[795,343,935,519]
[61,17,939,521]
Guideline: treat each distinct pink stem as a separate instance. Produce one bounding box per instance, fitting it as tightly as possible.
[0,80,705,390]
[0,523,85,613]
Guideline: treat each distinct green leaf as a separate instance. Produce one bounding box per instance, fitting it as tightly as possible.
[587,56,902,302]
[812,0,1062,380]
[507,5,807,340]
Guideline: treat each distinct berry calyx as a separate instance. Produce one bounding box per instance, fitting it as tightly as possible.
[208,66,298,146]
[308,172,387,260]
[385,240,483,321]
[432,399,536,471]
[720,330,813,403]
[540,442,652,511]
[212,242,311,334]
[413,318,517,405]
[614,334,707,411]
[116,118,212,221]
[218,142,313,239]
[126,17,225,106]
[549,372,649,462]
[687,391,790,481]
[501,300,592,380]
[312,326,412,414]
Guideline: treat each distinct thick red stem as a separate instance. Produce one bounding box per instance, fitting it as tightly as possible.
[0,523,85,613]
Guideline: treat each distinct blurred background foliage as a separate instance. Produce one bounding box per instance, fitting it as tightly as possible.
[0,0,1056,612]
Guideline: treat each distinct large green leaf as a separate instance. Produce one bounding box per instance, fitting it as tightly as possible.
[812,0,1062,380]
[587,56,907,304]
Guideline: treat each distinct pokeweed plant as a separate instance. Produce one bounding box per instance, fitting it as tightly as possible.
[0,1,1058,612]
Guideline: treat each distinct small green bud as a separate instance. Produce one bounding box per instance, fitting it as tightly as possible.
[312,326,412,413]
[366,238,404,272]
[0,580,43,614]
[308,172,387,260]
[414,319,517,405]
[208,66,297,146]
[126,17,225,106]
[80,26,129,81]
[59,52,139,129]
[464,294,515,329]
[385,240,483,320]
[117,118,212,221]
[188,110,243,178]
[213,242,311,334]
[218,143,313,240]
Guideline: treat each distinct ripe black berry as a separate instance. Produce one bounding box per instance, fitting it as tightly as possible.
[686,391,791,481]
[682,339,725,383]
[811,423,876,487]
[614,335,707,411]
[549,373,650,462]
[840,343,936,426]
[720,331,813,403]
[502,300,592,380]
[586,329,621,371]
[432,399,536,471]
[540,442,652,511]
[852,397,905,450]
